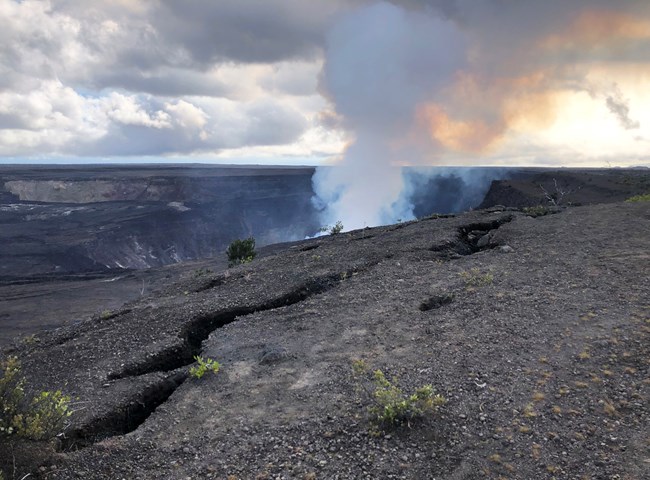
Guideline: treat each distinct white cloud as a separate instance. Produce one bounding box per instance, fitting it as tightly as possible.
[0,80,103,155]
[165,100,208,131]
[0,0,347,159]
[103,93,171,129]
[5,0,647,167]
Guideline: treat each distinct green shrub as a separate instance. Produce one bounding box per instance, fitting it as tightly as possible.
[352,360,446,431]
[193,267,212,277]
[625,193,650,202]
[226,237,257,267]
[189,356,220,379]
[319,221,344,235]
[330,221,344,234]
[460,268,494,287]
[522,205,550,217]
[0,357,71,441]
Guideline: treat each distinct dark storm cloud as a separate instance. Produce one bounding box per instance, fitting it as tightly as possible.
[21,1,359,96]
[152,0,358,65]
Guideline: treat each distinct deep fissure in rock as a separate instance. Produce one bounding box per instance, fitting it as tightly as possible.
[108,273,348,380]
[430,215,514,258]
[68,273,352,450]
[61,371,187,451]
[67,264,376,451]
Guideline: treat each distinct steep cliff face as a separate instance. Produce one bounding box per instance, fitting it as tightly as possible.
[5,179,161,203]
[0,166,319,277]
[4,165,647,278]
[479,169,650,208]
[2,166,316,204]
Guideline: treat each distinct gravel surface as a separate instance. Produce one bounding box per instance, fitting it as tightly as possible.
[1,201,649,479]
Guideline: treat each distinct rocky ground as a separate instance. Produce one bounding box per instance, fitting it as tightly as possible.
[1,200,648,479]
[2,167,649,351]
[0,260,219,345]
[479,168,650,209]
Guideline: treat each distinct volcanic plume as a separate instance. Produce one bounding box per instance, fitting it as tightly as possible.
[312,0,650,229]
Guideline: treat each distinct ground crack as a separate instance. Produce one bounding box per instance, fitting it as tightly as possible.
[192,274,227,293]
[108,271,356,380]
[67,268,367,450]
[430,215,514,259]
[61,370,187,451]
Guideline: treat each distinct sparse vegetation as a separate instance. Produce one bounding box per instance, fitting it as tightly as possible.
[460,268,494,287]
[21,334,39,345]
[523,205,550,217]
[189,356,220,379]
[625,193,650,202]
[226,237,257,267]
[319,221,344,235]
[352,360,446,431]
[539,178,576,206]
[193,267,213,277]
[331,221,344,234]
[0,356,71,441]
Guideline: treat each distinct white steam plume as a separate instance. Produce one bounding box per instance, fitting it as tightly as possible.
[312,0,650,230]
[313,1,465,229]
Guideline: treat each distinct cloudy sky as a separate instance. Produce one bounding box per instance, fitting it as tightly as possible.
[1,0,650,166]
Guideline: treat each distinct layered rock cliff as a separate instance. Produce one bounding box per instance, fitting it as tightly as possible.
[0,166,319,277]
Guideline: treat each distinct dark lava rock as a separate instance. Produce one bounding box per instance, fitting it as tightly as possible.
[0,165,320,277]
[1,201,649,480]
[480,168,650,208]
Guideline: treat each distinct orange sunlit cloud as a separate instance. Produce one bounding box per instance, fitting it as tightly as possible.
[541,9,650,51]
[417,104,505,154]
[413,7,650,162]
[416,70,564,156]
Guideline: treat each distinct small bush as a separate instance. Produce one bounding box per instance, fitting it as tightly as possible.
[352,360,446,431]
[625,193,650,202]
[523,205,550,217]
[189,356,220,379]
[21,334,39,345]
[193,267,212,277]
[226,237,257,267]
[0,357,71,441]
[460,268,494,287]
[330,221,344,235]
[319,221,344,235]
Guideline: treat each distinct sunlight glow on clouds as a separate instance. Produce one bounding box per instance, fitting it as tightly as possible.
[0,0,649,167]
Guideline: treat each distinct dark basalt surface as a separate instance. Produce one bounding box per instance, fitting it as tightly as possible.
[2,201,648,479]
[0,163,508,348]
[1,166,649,356]
[0,165,320,278]
[479,168,650,208]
